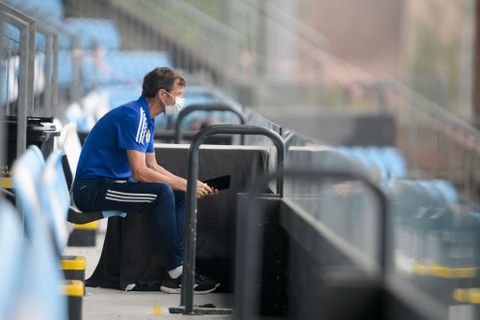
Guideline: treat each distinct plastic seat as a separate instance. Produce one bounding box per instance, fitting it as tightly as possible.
[431,180,458,204]
[62,18,120,50]
[82,51,172,90]
[382,147,407,180]
[0,199,24,320]
[11,146,67,320]
[39,150,71,254]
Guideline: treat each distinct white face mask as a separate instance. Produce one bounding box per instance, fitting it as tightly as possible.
[163,90,185,116]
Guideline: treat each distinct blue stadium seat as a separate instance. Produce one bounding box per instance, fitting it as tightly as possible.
[57,50,75,89]
[428,180,458,204]
[0,199,24,320]
[82,51,172,90]
[335,146,407,182]
[62,18,120,50]
[39,150,70,254]
[97,84,142,111]
[11,145,67,320]
[381,147,407,180]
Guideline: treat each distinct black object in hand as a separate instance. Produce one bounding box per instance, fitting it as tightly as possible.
[203,175,231,191]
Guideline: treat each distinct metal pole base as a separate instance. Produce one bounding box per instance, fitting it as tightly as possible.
[169,306,233,315]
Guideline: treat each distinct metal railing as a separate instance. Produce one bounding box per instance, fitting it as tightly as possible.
[173,103,247,144]
[181,124,285,314]
[234,167,390,320]
[378,78,480,203]
[293,73,480,204]
[1,2,35,158]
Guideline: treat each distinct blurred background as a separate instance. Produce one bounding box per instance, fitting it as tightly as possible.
[61,0,476,114]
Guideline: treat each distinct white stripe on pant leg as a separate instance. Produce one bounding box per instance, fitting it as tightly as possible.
[107,191,157,199]
[107,189,158,198]
[106,193,156,201]
[105,196,154,203]
[106,194,156,201]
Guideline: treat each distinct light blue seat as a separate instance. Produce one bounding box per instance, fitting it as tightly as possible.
[57,51,75,90]
[11,145,67,320]
[365,147,388,180]
[62,18,120,50]
[431,180,458,204]
[82,51,172,90]
[382,147,407,180]
[39,150,70,254]
[0,199,24,320]
[97,84,142,111]
[335,146,407,182]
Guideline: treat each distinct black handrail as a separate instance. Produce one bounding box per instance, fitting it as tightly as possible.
[173,103,247,144]
[235,168,390,319]
[181,124,285,314]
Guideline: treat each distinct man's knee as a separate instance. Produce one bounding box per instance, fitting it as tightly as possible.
[152,183,175,200]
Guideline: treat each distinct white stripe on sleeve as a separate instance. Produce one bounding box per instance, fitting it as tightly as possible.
[135,109,145,143]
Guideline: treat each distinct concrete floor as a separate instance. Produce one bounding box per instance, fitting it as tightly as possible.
[64,221,233,319]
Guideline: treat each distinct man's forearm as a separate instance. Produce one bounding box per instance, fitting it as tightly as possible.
[134,166,186,191]
[149,162,182,180]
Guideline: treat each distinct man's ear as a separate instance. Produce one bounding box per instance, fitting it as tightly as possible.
[157,88,164,99]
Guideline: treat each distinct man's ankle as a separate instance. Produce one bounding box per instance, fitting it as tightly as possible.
[167,265,183,279]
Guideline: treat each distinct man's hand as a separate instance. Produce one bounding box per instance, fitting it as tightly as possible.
[196,180,216,198]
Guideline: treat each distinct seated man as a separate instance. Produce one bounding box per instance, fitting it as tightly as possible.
[72,67,219,294]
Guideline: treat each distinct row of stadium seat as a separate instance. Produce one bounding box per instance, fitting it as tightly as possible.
[2,1,243,136]
[1,48,172,105]
[57,50,173,90]
[1,145,74,320]
[3,0,118,50]
[335,146,458,203]
[59,18,121,50]
[324,146,467,279]
[285,146,462,273]
[391,179,477,287]
[2,17,119,51]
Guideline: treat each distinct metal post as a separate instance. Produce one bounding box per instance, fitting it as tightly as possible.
[43,31,52,116]
[36,24,59,117]
[51,32,59,117]
[174,103,247,144]
[16,21,29,159]
[26,19,35,117]
[181,124,284,314]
